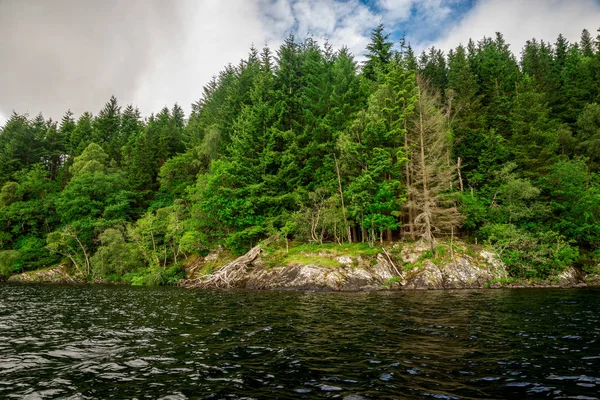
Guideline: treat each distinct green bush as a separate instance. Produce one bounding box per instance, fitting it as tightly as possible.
[128,265,185,286]
[0,250,19,280]
[91,228,144,278]
[479,223,579,278]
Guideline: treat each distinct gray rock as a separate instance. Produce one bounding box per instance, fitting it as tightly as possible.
[558,267,585,286]
[336,256,354,265]
[442,257,494,289]
[404,260,444,289]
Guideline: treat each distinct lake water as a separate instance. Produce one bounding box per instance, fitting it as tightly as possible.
[1,284,599,399]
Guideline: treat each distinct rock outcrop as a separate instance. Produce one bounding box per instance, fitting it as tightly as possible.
[181,242,512,291]
[8,266,81,284]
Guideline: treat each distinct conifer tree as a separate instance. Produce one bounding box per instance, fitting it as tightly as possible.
[406,79,462,250]
[362,24,394,82]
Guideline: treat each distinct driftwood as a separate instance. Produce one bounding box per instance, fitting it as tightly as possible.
[381,247,402,277]
[186,245,262,289]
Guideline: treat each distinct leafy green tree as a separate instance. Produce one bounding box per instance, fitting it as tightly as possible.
[540,158,600,251]
[575,103,600,170]
[0,250,19,280]
[70,142,108,177]
[419,47,448,97]
[520,39,554,95]
[91,227,143,278]
[41,111,71,180]
[46,224,92,277]
[470,33,519,137]
[127,205,188,268]
[0,182,20,208]
[340,58,416,242]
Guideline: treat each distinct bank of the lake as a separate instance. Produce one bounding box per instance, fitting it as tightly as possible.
[8,240,600,291]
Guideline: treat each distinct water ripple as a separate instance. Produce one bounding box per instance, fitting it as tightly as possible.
[1,284,600,398]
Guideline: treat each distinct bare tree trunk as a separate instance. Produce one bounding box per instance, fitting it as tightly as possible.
[71,233,90,277]
[457,157,464,192]
[450,226,455,259]
[418,86,433,247]
[404,118,416,240]
[334,153,351,243]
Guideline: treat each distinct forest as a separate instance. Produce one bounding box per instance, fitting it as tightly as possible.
[0,25,599,284]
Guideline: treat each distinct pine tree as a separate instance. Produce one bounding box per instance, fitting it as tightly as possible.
[69,112,94,157]
[93,96,122,163]
[42,112,69,180]
[406,79,463,250]
[362,24,394,82]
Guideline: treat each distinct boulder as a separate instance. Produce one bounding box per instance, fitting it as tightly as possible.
[557,267,585,286]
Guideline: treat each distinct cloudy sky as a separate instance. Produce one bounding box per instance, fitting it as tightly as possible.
[1,0,599,126]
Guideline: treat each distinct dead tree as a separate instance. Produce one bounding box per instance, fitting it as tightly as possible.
[405,78,463,252]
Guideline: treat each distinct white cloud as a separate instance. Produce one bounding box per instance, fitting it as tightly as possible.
[259,0,380,60]
[424,0,600,55]
[0,0,190,120]
[2,0,598,124]
[133,0,266,116]
[378,0,414,21]
[260,0,297,42]
[0,0,379,121]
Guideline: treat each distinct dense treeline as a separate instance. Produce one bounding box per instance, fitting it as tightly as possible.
[1,26,599,283]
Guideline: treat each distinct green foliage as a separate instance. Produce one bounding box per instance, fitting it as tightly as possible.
[70,143,109,178]
[539,158,600,249]
[383,275,403,288]
[0,250,19,280]
[14,236,57,271]
[128,265,185,286]
[480,223,578,278]
[2,26,600,284]
[128,205,190,267]
[0,182,21,207]
[90,228,144,278]
[45,224,92,278]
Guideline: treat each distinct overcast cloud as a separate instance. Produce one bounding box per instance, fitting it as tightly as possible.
[422,0,600,54]
[1,0,599,126]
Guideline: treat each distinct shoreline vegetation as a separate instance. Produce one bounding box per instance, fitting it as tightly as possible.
[1,25,600,288]
[8,239,600,290]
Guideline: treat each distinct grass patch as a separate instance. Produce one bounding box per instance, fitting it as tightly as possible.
[284,242,381,257]
[262,241,380,268]
[383,275,403,288]
[202,251,237,272]
[283,254,342,268]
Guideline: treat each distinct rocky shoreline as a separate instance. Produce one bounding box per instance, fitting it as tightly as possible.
[7,241,600,290]
[180,241,600,291]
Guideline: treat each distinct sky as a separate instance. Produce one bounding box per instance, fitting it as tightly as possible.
[1,0,599,126]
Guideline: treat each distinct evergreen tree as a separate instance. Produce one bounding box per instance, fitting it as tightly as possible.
[362,24,394,82]
[93,96,122,163]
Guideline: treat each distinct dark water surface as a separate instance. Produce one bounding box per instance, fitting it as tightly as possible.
[1,284,599,399]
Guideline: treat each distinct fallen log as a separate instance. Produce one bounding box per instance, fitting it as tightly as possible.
[186,245,262,289]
